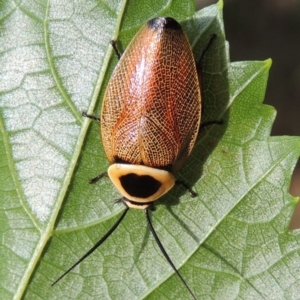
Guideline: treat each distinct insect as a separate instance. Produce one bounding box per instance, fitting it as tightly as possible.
[52,17,216,300]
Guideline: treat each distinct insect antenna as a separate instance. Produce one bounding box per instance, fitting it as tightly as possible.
[144,209,198,300]
[51,206,129,286]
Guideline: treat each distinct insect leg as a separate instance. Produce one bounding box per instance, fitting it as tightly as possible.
[196,33,217,69]
[89,172,108,184]
[175,180,197,197]
[196,35,223,128]
[110,40,121,60]
[82,111,100,122]
[201,119,224,128]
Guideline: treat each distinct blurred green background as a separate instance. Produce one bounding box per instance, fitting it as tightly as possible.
[196,0,300,227]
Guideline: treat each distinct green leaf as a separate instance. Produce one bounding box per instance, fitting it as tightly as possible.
[0,0,299,299]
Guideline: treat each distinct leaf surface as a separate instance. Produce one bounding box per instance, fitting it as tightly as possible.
[0,1,299,299]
